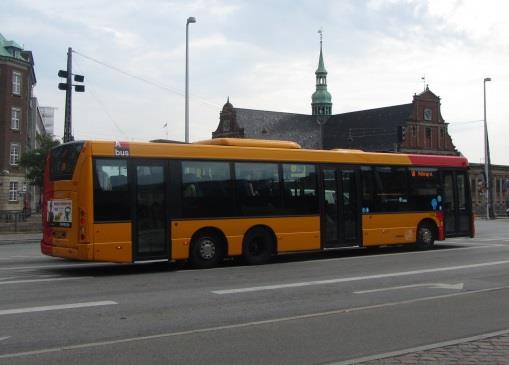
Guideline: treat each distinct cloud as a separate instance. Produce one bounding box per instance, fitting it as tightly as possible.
[2,0,509,164]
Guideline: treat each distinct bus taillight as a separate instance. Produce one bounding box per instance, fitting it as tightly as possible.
[80,208,87,241]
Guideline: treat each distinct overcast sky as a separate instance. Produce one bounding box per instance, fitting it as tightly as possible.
[2,0,508,164]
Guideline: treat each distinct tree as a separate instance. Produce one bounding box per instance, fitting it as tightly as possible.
[19,133,60,189]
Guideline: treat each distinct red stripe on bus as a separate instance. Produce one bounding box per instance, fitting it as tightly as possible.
[408,155,468,167]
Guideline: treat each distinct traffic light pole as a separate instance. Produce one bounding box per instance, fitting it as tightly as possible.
[59,48,84,143]
[63,47,73,143]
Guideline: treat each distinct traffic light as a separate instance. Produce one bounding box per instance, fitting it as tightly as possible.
[58,70,85,91]
[58,47,85,143]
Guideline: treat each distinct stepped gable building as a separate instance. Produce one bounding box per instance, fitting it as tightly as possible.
[212,34,509,216]
[213,36,458,156]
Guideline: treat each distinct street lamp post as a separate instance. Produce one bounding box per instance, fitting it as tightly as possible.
[185,16,196,143]
[483,77,493,219]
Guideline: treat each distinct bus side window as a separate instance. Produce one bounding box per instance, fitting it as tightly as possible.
[93,159,130,221]
[110,175,127,191]
[360,167,374,213]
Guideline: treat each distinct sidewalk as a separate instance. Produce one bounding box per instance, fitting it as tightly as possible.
[0,213,42,234]
[355,330,509,364]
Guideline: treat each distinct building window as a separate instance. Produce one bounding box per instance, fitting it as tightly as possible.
[11,107,21,130]
[10,144,21,166]
[425,127,432,148]
[223,119,230,132]
[12,71,22,95]
[9,182,19,202]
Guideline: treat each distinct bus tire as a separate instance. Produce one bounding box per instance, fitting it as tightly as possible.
[416,222,435,249]
[242,227,274,265]
[190,232,224,269]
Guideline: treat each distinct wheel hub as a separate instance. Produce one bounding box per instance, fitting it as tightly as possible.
[199,239,216,260]
[421,229,432,244]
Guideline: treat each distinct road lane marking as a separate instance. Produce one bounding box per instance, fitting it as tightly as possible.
[330,328,509,365]
[0,263,111,271]
[0,277,91,285]
[180,244,502,274]
[0,301,117,316]
[0,336,10,342]
[0,286,508,360]
[212,259,509,294]
[0,277,16,281]
[354,282,464,294]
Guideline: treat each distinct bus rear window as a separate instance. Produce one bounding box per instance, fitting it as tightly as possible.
[50,142,84,181]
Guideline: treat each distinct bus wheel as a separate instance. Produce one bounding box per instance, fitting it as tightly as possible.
[416,222,435,249]
[243,228,274,265]
[190,232,224,269]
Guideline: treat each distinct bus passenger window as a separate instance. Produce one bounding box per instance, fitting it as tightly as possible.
[374,167,409,212]
[408,168,439,211]
[181,161,234,218]
[235,162,281,216]
[93,159,130,221]
[282,164,318,214]
[360,167,374,213]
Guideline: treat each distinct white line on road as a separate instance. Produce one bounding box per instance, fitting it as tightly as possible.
[0,277,16,281]
[354,282,464,294]
[0,301,117,316]
[0,286,508,360]
[212,259,509,294]
[0,277,91,285]
[0,262,111,271]
[0,336,10,342]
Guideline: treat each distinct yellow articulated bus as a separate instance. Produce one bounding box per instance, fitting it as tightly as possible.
[41,138,473,268]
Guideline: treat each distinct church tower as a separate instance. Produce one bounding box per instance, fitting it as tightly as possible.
[311,30,332,115]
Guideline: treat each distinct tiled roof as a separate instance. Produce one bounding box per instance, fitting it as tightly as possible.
[235,108,321,149]
[323,104,413,151]
[231,103,412,151]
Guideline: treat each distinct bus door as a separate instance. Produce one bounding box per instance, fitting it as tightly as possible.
[133,160,169,260]
[442,170,471,237]
[321,167,360,248]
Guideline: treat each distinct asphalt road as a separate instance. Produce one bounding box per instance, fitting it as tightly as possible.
[0,219,508,364]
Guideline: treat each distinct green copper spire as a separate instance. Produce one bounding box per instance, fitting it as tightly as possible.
[316,39,327,74]
[312,29,332,116]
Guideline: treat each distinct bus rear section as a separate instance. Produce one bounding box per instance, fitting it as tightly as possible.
[41,142,93,261]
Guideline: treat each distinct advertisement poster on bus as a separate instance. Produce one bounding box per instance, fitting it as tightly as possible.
[47,200,72,228]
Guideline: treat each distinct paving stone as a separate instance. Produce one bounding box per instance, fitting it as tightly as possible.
[360,333,509,365]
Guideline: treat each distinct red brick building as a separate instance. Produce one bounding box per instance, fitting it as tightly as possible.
[0,33,36,217]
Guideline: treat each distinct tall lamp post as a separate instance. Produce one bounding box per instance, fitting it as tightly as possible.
[483,77,494,219]
[185,16,196,143]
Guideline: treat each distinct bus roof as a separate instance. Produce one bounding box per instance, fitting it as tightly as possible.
[83,139,468,168]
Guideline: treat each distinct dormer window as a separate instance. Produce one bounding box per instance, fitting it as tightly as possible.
[223,119,230,132]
